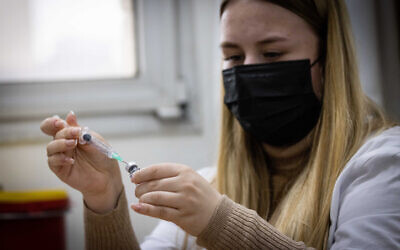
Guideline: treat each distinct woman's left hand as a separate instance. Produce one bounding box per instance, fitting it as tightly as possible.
[131,163,222,236]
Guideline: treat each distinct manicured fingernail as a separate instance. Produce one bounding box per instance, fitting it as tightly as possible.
[66,139,76,146]
[71,127,81,136]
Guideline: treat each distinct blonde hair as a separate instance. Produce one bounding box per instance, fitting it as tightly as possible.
[217,0,395,249]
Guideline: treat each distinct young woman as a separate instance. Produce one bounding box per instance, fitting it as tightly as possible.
[40,0,400,249]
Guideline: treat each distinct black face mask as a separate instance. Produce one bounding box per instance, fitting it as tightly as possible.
[223,59,321,146]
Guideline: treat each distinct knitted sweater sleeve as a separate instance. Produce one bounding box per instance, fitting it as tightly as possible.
[84,188,140,250]
[196,195,315,250]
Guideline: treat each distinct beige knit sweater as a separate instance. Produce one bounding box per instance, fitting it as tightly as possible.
[85,135,315,249]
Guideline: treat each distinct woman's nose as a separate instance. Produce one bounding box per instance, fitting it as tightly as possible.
[243,54,266,65]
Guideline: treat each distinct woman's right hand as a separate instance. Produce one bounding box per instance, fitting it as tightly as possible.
[40,112,123,214]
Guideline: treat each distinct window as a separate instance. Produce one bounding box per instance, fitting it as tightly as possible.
[0,0,197,143]
[0,0,137,82]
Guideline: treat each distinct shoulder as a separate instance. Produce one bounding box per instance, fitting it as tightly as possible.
[328,126,400,249]
[336,126,400,188]
[352,126,400,159]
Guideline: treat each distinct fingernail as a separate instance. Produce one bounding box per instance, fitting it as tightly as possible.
[66,139,76,146]
[52,115,60,119]
[69,110,75,116]
[65,157,75,165]
[55,120,64,128]
[71,127,81,136]
[132,203,142,211]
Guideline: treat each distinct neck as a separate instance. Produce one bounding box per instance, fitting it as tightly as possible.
[263,129,314,175]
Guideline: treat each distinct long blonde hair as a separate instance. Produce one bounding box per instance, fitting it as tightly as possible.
[217,0,394,249]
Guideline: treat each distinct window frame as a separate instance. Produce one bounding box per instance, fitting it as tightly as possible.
[0,0,200,143]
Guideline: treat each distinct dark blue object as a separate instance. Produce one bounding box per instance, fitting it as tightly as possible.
[83,134,92,142]
[127,163,139,177]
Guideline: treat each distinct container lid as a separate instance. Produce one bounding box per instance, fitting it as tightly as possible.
[0,189,67,203]
[0,190,69,214]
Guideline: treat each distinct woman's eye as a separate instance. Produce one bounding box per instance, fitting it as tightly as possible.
[224,55,243,61]
[263,52,282,58]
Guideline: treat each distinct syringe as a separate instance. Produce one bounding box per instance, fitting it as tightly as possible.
[79,127,140,177]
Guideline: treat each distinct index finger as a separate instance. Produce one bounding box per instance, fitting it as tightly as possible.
[132,163,182,184]
[54,126,81,140]
[40,116,67,136]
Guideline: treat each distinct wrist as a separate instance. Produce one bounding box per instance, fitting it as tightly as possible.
[83,180,123,214]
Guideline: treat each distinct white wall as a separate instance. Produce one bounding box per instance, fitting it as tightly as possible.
[0,1,390,250]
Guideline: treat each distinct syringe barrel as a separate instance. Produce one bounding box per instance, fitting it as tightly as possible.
[79,127,114,159]
[79,127,140,177]
[90,136,114,158]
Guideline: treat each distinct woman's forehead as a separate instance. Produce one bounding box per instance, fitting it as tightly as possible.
[220,0,313,45]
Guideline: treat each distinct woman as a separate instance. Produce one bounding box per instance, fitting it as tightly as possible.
[40,0,400,249]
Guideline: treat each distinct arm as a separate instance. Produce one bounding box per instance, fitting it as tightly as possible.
[40,113,135,248]
[84,188,140,250]
[196,196,314,250]
[131,164,314,249]
[196,151,400,249]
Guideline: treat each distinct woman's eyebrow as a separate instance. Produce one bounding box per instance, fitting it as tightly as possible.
[257,36,287,45]
[220,36,288,48]
[220,41,240,49]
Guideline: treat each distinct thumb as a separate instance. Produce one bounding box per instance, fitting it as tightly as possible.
[66,111,79,127]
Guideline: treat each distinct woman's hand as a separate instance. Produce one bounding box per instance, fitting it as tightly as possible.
[131,163,222,236]
[40,112,123,214]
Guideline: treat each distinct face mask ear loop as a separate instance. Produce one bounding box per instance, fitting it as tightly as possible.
[311,56,324,101]
[310,57,320,68]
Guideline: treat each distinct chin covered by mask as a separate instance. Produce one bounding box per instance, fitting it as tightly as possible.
[223,59,321,147]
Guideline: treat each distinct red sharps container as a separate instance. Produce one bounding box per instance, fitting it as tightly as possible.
[0,189,69,250]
